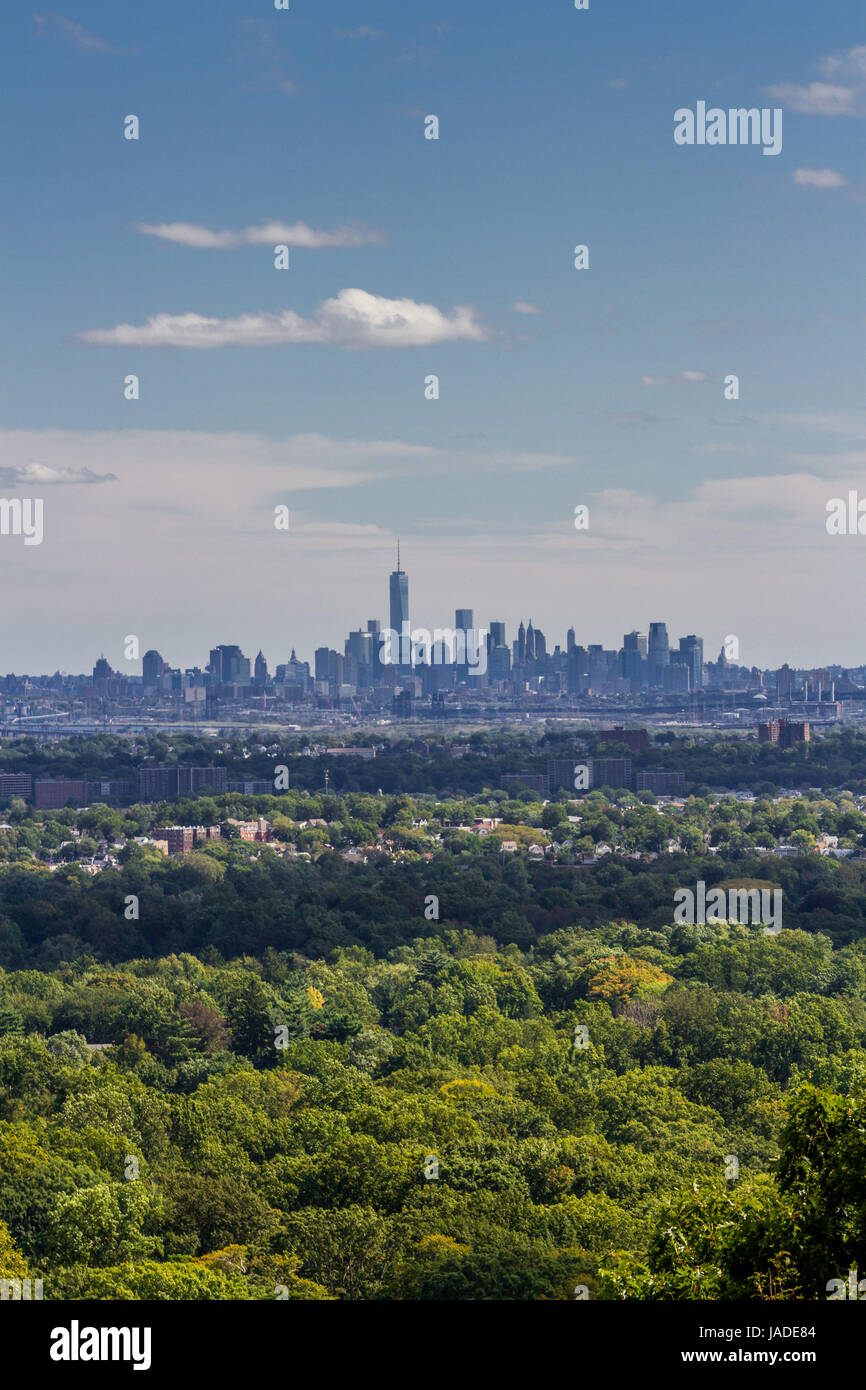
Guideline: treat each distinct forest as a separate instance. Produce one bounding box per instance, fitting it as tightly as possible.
[1,760,865,1298]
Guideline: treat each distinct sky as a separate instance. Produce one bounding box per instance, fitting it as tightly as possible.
[1,0,865,674]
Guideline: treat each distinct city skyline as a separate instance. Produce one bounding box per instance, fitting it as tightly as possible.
[2,0,864,670]
[5,548,860,692]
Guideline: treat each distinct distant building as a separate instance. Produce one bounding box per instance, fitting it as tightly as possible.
[547,759,583,791]
[588,757,633,790]
[606,726,649,753]
[142,650,165,688]
[34,778,87,809]
[776,664,795,701]
[139,766,228,800]
[502,773,549,795]
[0,773,33,799]
[647,623,670,687]
[164,825,221,855]
[679,635,704,691]
[208,645,250,685]
[86,779,133,803]
[229,818,272,842]
[779,719,810,749]
[759,718,810,749]
[635,771,686,795]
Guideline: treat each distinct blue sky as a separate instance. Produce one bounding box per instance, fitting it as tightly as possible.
[2,0,865,672]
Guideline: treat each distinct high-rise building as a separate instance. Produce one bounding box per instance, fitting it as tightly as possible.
[0,773,33,799]
[139,766,227,800]
[607,726,649,753]
[648,623,670,686]
[679,635,704,691]
[621,635,645,686]
[34,778,88,808]
[778,719,810,749]
[253,651,268,686]
[142,650,164,688]
[389,543,409,632]
[588,757,633,790]
[208,645,250,685]
[389,543,410,674]
[776,664,795,702]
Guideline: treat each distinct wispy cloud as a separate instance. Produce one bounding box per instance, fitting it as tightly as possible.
[691,441,757,456]
[334,27,385,39]
[597,411,660,428]
[33,12,117,52]
[769,45,866,115]
[793,167,848,188]
[513,301,542,316]
[79,288,489,349]
[0,461,117,487]
[136,219,387,250]
[640,370,709,386]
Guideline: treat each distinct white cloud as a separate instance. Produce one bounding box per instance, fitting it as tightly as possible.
[136,220,386,249]
[0,462,116,487]
[512,301,542,315]
[79,288,489,349]
[640,370,709,386]
[793,167,848,187]
[34,12,114,51]
[769,46,866,115]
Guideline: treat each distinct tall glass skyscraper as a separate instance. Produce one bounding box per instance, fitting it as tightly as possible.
[647,622,670,687]
[679,634,704,690]
[389,542,410,670]
[389,543,409,632]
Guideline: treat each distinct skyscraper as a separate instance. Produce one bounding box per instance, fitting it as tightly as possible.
[142,649,164,689]
[208,645,250,684]
[253,651,269,687]
[648,623,670,687]
[389,541,409,632]
[455,609,476,680]
[389,542,410,672]
[679,635,704,691]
